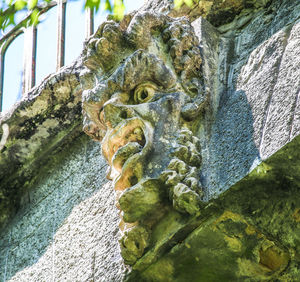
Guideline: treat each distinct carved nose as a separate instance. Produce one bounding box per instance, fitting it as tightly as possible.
[103,103,131,128]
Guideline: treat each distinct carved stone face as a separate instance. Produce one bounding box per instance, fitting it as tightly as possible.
[81,12,207,264]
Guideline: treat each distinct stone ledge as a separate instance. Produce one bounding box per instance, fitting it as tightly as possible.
[127,132,300,281]
[0,64,83,229]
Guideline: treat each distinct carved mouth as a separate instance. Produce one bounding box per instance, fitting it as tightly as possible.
[102,118,151,188]
[112,141,144,171]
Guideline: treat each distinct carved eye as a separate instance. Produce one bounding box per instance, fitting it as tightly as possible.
[134,83,156,104]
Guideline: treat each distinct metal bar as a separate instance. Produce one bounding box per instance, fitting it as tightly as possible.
[22,25,37,94]
[0,1,58,111]
[0,1,57,46]
[56,0,66,71]
[85,7,94,39]
[22,27,29,94]
[0,51,5,111]
[0,30,24,111]
[23,26,32,94]
[31,27,37,88]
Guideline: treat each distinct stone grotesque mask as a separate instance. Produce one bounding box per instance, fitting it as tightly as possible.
[81,11,207,264]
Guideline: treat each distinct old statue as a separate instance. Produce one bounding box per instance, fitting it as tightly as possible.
[81,11,207,264]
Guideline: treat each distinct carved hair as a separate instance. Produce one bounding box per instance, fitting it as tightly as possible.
[83,11,203,97]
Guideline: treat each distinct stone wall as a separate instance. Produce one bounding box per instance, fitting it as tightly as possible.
[0,0,299,281]
[0,135,126,282]
[198,0,300,198]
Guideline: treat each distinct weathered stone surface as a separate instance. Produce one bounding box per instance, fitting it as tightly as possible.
[0,0,299,281]
[0,136,126,282]
[0,65,82,229]
[144,0,272,24]
[200,0,300,198]
[127,133,300,281]
[80,0,300,274]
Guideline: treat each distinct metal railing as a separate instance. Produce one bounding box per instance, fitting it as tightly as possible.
[0,0,95,111]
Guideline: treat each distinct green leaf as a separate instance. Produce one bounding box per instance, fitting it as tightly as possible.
[2,16,11,31]
[8,13,15,26]
[28,0,38,10]
[113,0,124,21]
[104,0,112,13]
[85,0,101,12]
[184,0,194,7]
[0,17,4,31]
[15,0,27,10]
[30,8,39,25]
[174,0,195,9]
[174,0,184,9]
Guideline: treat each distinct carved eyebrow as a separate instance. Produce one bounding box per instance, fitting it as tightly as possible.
[114,50,177,91]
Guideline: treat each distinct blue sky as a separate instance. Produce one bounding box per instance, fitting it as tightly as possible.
[1,0,144,111]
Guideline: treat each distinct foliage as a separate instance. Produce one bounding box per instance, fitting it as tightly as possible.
[0,0,198,36]
[174,0,195,9]
[0,0,125,33]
